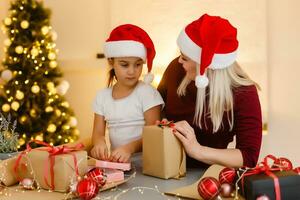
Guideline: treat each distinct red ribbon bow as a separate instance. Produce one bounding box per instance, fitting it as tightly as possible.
[157,120,175,129]
[239,154,289,200]
[14,140,85,190]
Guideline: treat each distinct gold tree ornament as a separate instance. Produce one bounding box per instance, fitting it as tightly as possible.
[20,20,29,29]
[15,45,24,54]
[11,101,20,111]
[18,138,25,146]
[46,82,55,89]
[35,134,43,141]
[62,124,70,130]
[41,26,49,35]
[55,109,61,116]
[47,124,56,133]
[19,115,27,124]
[49,60,57,68]
[45,106,54,112]
[31,85,40,93]
[2,104,10,112]
[61,101,69,108]
[30,109,37,117]
[46,82,56,93]
[15,90,24,100]
[48,52,56,60]
[4,17,12,26]
[30,47,39,57]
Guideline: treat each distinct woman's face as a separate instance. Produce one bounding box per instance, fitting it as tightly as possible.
[178,53,197,80]
[109,57,144,87]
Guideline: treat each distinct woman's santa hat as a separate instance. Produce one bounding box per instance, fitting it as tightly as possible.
[104,24,155,83]
[177,14,239,88]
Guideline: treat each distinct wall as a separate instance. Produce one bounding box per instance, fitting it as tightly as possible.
[260,0,300,166]
[43,0,110,138]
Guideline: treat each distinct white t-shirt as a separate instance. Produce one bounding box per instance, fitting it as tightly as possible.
[92,81,164,149]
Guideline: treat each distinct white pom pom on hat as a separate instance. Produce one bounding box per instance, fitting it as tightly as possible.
[177,14,239,88]
[195,74,209,88]
[103,24,156,84]
[144,73,154,84]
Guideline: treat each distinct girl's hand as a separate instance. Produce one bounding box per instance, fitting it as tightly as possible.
[173,120,201,158]
[90,141,109,160]
[110,146,131,163]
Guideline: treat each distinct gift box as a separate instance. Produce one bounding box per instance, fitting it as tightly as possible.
[239,170,300,200]
[12,141,88,192]
[142,125,186,179]
[87,158,131,171]
[104,168,124,183]
[0,141,89,188]
[0,156,31,186]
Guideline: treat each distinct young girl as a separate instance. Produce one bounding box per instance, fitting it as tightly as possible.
[91,24,164,163]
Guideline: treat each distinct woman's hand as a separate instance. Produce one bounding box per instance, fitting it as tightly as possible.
[173,120,202,159]
[90,141,109,160]
[110,146,131,163]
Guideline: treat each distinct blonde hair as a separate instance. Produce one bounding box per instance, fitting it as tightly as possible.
[177,62,260,132]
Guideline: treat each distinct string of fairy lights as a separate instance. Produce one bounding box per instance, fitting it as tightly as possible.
[0,154,182,200]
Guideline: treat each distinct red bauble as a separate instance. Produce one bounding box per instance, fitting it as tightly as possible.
[197,177,220,200]
[218,167,236,184]
[77,178,99,200]
[256,194,270,200]
[294,167,300,175]
[86,168,106,187]
[220,183,234,197]
[273,157,293,170]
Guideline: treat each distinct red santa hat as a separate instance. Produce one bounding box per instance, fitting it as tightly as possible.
[104,24,156,83]
[177,14,239,88]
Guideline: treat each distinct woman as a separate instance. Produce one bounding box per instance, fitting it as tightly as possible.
[158,14,262,168]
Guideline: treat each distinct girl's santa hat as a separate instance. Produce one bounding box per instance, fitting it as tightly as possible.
[177,14,239,88]
[104,24,156,83]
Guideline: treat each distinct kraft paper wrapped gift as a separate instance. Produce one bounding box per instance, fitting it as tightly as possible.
[0,156,31,186]
[142,125,186,179]
[13,142,88,192]
[165,164,245,200]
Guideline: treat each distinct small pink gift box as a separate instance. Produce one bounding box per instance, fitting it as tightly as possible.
[88,158,131,171]
[104,169,124,183]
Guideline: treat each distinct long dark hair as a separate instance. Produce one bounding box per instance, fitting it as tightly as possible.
[107,58,116,87]
[107,68,116,87]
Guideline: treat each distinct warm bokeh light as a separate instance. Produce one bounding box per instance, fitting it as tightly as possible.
[152,74,162,88]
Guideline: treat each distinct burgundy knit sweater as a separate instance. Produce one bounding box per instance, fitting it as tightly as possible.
[158,58,262,168]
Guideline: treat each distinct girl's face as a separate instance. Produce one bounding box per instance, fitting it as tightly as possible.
[110,57,144,87]
[178,53,197,80]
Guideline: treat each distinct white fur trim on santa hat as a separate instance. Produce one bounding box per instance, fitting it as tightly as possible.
[104,40,147,60]
[177,29,238,69]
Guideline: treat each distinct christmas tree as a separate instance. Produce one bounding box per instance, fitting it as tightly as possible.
[0,0,79,150]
